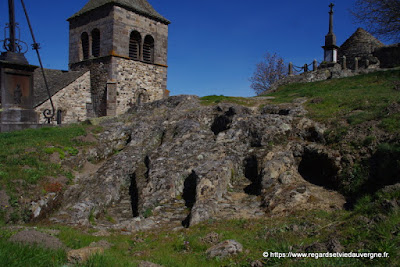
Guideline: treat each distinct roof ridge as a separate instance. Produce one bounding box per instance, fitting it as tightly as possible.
[340,28,384,48]
[68,0,170,24]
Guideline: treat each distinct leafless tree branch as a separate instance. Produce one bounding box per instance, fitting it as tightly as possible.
[249,52,287,95]
[351,0,400,42]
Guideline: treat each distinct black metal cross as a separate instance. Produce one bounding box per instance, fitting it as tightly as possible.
[7,0,16,52]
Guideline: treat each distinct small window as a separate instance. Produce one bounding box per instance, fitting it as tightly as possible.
[56,109,63,125]
[137,93,146,104]
[81,32,89,60]
[91,29,100,57]
[143,35,154,63]
[129,31,141,60]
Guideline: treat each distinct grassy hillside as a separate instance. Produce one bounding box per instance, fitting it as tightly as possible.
[0,125,100,223]
[201,69,400,133]
[268,69,400,133]
[0,70,399,266]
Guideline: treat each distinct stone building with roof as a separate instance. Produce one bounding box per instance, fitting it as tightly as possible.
[336,27,400,70]
[337,28,385,70]
[34,0,170,124]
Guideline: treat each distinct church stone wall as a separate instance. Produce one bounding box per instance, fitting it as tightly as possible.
[35,71,91,124]
[70,58,111,118]
[113,57,167,115]
[67,3,169,120]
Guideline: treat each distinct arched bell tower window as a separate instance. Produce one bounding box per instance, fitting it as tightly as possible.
[129,31,141,61]
[91,29,100,58]
[143,35,154,63]
[81,32,89,60]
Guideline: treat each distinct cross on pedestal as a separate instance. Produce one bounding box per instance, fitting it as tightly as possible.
[322,3,339,64]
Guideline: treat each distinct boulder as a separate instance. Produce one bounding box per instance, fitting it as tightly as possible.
[67,246,104,264]
[206,239,243,258]
[9,230,64,250]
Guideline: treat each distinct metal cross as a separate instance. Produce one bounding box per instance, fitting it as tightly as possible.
[7,0,16,52]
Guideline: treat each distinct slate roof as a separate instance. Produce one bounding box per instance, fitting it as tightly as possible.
[33,68,87,108]
[68,0,170,24]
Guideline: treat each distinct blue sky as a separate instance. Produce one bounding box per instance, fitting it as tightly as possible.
[0,0,378,97]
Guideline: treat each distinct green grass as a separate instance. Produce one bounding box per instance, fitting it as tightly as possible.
[0,202,397,266]
[0,124,96,188]
[265,69,400,132]
[0,124,100,223]
[0,239,66,266]
[200,95,261,107]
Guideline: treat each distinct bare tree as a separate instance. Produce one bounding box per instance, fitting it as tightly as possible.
[249,52,287,95]
[351,0,400,42]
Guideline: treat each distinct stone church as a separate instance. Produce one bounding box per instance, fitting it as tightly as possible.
[34,0,170,123]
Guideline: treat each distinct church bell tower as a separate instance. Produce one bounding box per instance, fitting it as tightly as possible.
[67,0,170,117]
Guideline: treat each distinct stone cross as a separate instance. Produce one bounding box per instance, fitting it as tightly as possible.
[329,3,334,34]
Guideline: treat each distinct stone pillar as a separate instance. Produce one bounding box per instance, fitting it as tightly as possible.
[313,60,318,71]
[342,56,347,70]
[354,57,359,71]
[288,62,293,75]
[0,61,38,132]
[106,81,117,116]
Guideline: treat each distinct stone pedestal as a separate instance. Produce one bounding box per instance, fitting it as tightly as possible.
[323,44,339,63]
[0,59,39,132]
[322,4,339,64]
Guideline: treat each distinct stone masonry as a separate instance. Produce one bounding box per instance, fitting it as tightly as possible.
[26,1,170,125]
[68,1,169,118]
[338,28,384,70]
[36,72,91,124]
[114,57,167,114]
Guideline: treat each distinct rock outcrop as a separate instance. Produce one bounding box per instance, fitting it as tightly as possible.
[51,95,345,230]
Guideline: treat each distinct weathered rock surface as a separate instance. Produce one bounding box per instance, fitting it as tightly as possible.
[9,230,64,250]
[138,261,163,267]
[201,232,220,244]
[50,95,345,230]
[67,246,104,264]
[305,237,344,253]
[206,239,243,258]
[31,192,62,220]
